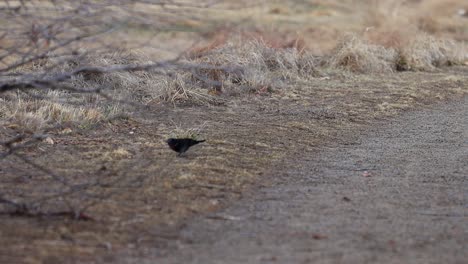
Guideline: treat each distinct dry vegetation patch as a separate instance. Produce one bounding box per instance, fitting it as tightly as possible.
[327,34,398,73]
[1,0,468,262]
[189,40,319,93]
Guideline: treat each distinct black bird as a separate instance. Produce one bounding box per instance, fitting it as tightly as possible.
[166,138,205,156]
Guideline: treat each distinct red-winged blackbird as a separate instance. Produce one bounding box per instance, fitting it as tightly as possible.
[166,138,205,156]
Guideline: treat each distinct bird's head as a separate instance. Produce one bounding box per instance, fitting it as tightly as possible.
[166,138,176,146]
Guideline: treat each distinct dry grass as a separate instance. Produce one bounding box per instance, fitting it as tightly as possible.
[327,34,398,73]
[2,51,185,130]
[361,0,467,71]
[189,40,319,93]
[398,35,466,70]
[327,32,466,73]
[0,90,120,132]
[168,122,207,140]
[2,37,321,131]
[2,29,466,132]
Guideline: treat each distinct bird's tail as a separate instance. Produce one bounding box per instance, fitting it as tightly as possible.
[189,139,205,147]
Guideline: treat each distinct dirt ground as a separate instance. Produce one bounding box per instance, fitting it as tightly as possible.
[1,67,467,263]
[120,96,468,264]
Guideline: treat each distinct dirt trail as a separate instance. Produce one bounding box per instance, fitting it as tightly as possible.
[120,98,467,264]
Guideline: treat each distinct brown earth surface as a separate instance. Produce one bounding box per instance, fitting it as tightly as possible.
[127,92,467,264]
[1,67,468,263]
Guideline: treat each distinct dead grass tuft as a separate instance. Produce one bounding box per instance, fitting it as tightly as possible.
[328,34,397,73]
[169,122,207,140]
[0,91,120,132]
[106,147,132,159]
[190,39,319,94]
[365,29,466,71]
[329,31,465,73]
[398,35,465,70]
[191,29,307,58]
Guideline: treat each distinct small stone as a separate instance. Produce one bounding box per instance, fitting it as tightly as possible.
[44,137,54,145]
[209,199,219,206]
[101,242,112,251]
[312,233,328,240]
[456,8,466,17]
[59,128,73,134]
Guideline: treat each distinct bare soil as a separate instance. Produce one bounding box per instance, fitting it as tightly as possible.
[121,96,468,264]
[1,67,467,263]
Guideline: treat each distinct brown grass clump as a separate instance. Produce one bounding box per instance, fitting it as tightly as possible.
[189,40,319,94]
[1,41,320,132]
[0,90,120,132]
[398,35,466,71]
[191,29,307,58]
[62,52,163,103]
[365,29,466,71]
[328,34,398,73]
[2,52,152,132]
[2,51,204,132]
[15,51,185,104]
[327,33,465,73]
[69,52,223,105]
